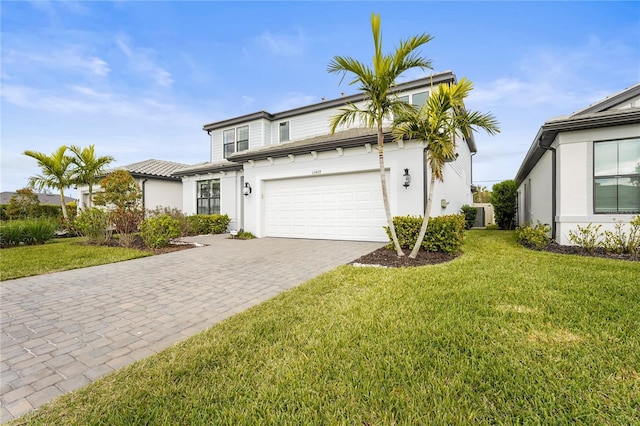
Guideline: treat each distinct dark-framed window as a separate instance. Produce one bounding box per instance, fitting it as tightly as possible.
[237,125,249,152]
[197,179,220,215]
[594,138,640,214]
[223,129,235,159]
[279,121,290,142]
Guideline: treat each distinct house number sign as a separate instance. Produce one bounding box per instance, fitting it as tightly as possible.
[311,169,322,175]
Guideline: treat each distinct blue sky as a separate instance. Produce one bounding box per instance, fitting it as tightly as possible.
[2,1,639,197]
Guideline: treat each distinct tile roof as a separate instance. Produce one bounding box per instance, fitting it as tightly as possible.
[1,191,76,205]
[112,159,189,179]
[172,160,243,176]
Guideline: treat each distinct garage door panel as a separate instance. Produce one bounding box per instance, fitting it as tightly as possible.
[264,171,388,242]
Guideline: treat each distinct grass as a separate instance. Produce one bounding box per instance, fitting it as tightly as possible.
[10,231,640,424]
[0,237,150,281]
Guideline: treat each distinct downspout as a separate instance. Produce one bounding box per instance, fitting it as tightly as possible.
[141,179,148,218]
[538,142,557,240]
[470,150,476,196]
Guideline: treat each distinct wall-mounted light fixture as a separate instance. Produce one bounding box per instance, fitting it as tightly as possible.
[244,182,252,196]
[402,168,411,188]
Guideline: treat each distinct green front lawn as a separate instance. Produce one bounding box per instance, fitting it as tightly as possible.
[11,231,640,424]
[0,237,150,281]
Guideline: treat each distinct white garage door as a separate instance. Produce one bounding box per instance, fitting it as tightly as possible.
[264,171,388,242]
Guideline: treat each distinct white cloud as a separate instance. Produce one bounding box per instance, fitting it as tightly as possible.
[2,47,110,78]
[255,29,306,56]
[271,93,316,112]
[116,34,174,87]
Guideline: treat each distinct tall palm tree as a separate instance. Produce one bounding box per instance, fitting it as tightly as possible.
[392,78,500,258]
[327,13,433,257]
[69,145,115,208]
[23,146,74,220]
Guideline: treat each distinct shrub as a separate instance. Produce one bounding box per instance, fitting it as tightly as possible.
[568,223,602,253]
[75,208,112,244]
[492,180,518,229]
[516,221,551,249]
[602,217,640,256]
[237,230,255,240]
[0,219,56,248]
[385,214,466,255]
[35,204,64,219]
[140,215,182,248]
[148,207,192,236]
[0,221,26,248]
[460,205,477,229]
[187,214,231,235]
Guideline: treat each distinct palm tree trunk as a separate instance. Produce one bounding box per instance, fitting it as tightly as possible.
[87,183,93,208]
[59,188,69,220]
[377,123,404,256]
[410,173,436,258]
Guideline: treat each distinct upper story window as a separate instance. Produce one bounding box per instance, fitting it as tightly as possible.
[593,138,640,214]
[223,129,235,159]
[279,121,290,142]
[397,95,409,104]
[237,126,249,152]
[223,126,249,158]
[412,91,428,107]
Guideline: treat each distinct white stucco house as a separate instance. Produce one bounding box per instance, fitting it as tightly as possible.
[77,159,186,211]
[515,83,640,245]
[174,71,478,242]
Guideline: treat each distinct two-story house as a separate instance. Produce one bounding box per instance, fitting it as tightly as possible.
[174,71,477,242]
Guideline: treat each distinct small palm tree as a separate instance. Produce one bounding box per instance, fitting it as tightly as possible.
[327,12,433,256]
[392,78,500,258]
[69,145,115,208]
[23,146,74,220]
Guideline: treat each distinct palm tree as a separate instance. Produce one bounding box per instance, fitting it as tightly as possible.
[327,13,434,257]
[392,78,500,258]
[69,145,115,208]
[23,146,74,220]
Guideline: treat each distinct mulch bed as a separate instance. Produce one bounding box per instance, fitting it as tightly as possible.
[523,242,639,262]
[351,247,458,268]
[86,235,198,255]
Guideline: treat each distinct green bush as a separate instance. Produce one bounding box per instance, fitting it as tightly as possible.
[0,221,26,248]
[385,214,466,255]
[492,180,518,229]
[460,205,477,229]
[237,230,255,240]
[148,207,192,236]
[140,215,182,248]
[35,204,64,219]
[0,205,7,221]
[568,223,602,253]
[602,217,640,256]
[0,219,56,248]
[75,208,112,244]
[187,214,231,235]
[516,221,551,249]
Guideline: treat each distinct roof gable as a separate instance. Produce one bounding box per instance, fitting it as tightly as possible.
[572,83,640,116]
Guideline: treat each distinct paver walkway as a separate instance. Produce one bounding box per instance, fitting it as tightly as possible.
[0,235,382,423]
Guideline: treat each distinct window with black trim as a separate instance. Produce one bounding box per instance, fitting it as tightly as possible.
[279,121,290,142]
[223,129,235,159]
[197,179,220,215]
[237,125,249,152]
[594,138,640,214]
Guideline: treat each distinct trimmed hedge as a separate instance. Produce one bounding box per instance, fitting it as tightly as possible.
[385,214,466,255]
[0,204,65,220]
[187,214,231,235]
[0,219,57,248]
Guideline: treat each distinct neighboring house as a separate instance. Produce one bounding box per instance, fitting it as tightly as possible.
[174,71,478,242]
[77,159,187,211]
[515,83,640,245]
[0,191,75,205]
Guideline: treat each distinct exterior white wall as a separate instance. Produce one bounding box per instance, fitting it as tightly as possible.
[141,179,182,211]
[241,139,471,239]
[519,123,640,245]
[517,148,553,227]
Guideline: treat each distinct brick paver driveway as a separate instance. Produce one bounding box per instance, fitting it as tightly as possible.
[0,235,382,422]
